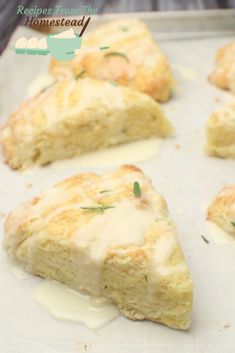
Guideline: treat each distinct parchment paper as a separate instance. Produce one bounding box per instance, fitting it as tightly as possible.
[0,15,235,353]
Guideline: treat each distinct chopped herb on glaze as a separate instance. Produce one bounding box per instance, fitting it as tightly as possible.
[133,181,141,198]
[119,25,129,32]
[100,190,112,194]
[81,205,115,214]
[75,70,85,79]
[109,80,119,86]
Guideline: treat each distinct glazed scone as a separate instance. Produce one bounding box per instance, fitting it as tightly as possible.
[204,102,235,158]
[0,77,173,170]
[207,185,235,236]
[209,42,235,93]
[49,19,174,102]
[3,165,193,330]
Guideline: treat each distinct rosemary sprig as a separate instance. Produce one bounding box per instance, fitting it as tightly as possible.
[99,190,112,194]
[201,235,209,244]
[119,25,129,32]
[133,181,141,198]
[231,221,235,227]
[100,46,110,51]
[38,80,57,95]
[75,70,85,79]
[104,51,129,62]
[109,80,119,86]
[81,205,114,214]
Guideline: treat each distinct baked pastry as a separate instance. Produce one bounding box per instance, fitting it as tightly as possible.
[3,165,193,330]
[207,185,235,236]
[49,18,174,102]
[204,102,235,158]
[209,42,235,93]
[0,77,173,170]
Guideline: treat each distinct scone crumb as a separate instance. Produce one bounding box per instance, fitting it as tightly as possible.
[224,324,231,330]
[136,199,149,209]
[26,183,33,189]
[214,97,221,103]
[175,144,181,150]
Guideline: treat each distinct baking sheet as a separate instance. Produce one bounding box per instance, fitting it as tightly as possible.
[1,11,235,353]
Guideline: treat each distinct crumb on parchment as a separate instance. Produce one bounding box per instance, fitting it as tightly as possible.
[215,97,221,103]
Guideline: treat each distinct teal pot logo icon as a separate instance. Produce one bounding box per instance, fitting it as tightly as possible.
[46,34,82,61]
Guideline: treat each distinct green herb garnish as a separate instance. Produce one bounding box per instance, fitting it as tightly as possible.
[231,221,235,227]
[144,274,148,282]
[201,235,209,244]
[109,80,119,86]
[119,25,129,32]
[38,80,57,95]
[133,181,141,198]
[81,205,114,213]
[104,51,129,62]
[75,70,85,79]
[100,46,110,51]
[99,190,112,194]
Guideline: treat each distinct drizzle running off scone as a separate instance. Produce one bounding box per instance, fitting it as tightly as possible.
[50,18,174,102]
[204,102,235,159]
[209,42,235,94]
[0,77,173,170]
[207,185,235,236]
[3,165,193,330]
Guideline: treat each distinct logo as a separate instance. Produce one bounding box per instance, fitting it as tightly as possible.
[14,5,109,61]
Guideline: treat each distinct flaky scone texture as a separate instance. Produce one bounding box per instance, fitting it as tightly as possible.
[207,185,235,236]
[3,165,192,330]
[204,102,235,158]
[0,77,173,170]
[209,42,235,94]
[49,18,174,102]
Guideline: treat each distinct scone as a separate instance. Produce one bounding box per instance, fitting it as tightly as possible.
[3,165,193,330]
[207,185,235,236]
[0,77,173,170]
[204,102,235,158]
[49,18,174,102]
[209,42,235,93]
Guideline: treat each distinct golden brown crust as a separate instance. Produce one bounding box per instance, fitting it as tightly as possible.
[0,77,173,170]
[207,185,235,236]
[49,18,174,102]
[3,165,192,330]
[204,102,235,158]
[209,42,235,93]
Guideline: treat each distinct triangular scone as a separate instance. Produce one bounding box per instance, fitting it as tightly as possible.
[209,42,235,93]
[204,102,235,158]
[207,185,235,236]
[3,165,192,330]
[0,77,173,170]
[49,19,174,102]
